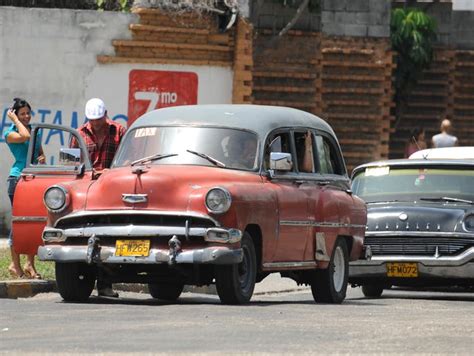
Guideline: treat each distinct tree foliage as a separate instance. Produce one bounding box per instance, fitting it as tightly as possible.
[96,0,132,11]
[391,7,437,100]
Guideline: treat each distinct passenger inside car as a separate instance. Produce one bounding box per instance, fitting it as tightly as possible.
[225,133,258,169]
[295,131,314,173]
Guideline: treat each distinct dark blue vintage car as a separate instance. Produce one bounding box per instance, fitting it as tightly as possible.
[349,154,474,297]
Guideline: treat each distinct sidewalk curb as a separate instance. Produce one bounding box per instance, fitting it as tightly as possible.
[0,280,57,299]
[0,280,217,299]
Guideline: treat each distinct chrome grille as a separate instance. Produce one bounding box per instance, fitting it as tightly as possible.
[365,236,474,256]
[56,214,216,230]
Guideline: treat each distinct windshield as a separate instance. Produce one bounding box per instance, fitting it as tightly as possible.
[113,126,258,171]
[352,167,474,203]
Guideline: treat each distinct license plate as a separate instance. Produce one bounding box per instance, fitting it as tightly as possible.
[386,262,418,277]
[115,240,150,257]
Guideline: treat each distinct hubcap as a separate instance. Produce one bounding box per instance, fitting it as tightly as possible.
[332,246,345,292]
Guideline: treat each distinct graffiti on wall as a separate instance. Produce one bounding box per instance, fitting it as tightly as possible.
[0,107,127,142]
[1,69,199,164]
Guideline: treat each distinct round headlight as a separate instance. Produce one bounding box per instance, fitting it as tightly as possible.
[205,188,231,214]
[463,214,474,231]
[44,186,68,212]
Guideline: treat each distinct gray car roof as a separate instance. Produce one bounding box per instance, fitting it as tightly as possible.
[129,104,335,138]
[352,158,474,177]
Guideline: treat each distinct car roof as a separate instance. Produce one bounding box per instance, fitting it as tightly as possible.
[409,146,474,159]
[129,104,336,138]
[352,158,474,177]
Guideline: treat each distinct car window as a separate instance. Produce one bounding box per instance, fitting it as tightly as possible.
[113,126,258,171]
[264,131,292,171]
[294,131,315,173]
[315,135,344,175]
[30,127,84,167]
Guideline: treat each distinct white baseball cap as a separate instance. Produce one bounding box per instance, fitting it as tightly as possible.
[85,98,106,120]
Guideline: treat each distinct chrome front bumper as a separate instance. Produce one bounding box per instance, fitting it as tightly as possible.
[38,244,243,265]
[349,246,474,280]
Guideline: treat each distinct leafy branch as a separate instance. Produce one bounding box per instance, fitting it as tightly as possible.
[391,7,437,129]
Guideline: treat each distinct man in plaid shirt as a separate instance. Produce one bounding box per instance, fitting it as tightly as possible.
[71,98,126,297]
[71,98,126,171]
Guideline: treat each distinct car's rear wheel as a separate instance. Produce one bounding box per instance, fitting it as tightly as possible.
[215,233,256,305]
[361,284,384,298]
[311,238,349,304]
[148,283,184,301]
[55,262,96,302]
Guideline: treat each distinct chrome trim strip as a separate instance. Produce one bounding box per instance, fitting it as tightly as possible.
[12,216,48,222]
[263,261,317,269]
[45,225,208,238]
[280,220,366,229]
[366,231,474,238]
[54,209,221,228]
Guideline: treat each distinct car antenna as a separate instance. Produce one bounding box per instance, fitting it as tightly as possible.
[412,135,428,160]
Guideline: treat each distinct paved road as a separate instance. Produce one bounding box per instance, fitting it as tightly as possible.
[1,285,473,354]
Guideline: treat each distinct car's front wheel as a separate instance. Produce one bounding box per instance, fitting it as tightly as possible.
[55,262,96,302]
[311,238,349,304]
[361,284,384,298]
[148,283,184,301]
[215,233,256,305]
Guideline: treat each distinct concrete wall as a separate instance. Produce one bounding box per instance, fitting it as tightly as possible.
[400,1,474,49]
[451,11,474,49]
[0,6,233,235]
[453,0,474,10]
[250,0,321,32]
[321,0,391,37]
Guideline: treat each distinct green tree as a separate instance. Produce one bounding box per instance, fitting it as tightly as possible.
[96,0,131,11]
[391,7,437,128]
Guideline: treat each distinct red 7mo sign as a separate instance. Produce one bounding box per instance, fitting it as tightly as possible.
[128,70,198,126]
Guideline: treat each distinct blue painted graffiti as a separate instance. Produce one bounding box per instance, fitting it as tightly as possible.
[0,107,128,144]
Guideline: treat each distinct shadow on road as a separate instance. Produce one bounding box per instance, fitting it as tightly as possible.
[56,293,384,307]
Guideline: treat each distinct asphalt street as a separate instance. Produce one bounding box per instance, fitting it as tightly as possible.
[1,281,473,354]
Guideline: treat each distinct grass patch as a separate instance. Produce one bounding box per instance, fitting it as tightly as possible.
[0,248,55,281]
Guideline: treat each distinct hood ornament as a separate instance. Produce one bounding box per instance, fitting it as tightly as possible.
[399,213,408,221]
[122,194,148,204]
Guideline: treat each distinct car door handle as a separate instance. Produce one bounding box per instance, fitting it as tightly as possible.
[22,174,35,181]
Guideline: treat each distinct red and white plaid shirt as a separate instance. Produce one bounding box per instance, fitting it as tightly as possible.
[71,119,126,170]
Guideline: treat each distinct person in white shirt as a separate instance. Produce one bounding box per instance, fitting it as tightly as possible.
[431,119,458,148]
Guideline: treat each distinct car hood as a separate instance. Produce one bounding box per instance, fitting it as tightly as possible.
[366,202,473,234]
[84,165,261,212]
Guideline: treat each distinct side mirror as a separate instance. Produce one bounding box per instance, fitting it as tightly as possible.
[270,152,292,171]
[59,148,81,166]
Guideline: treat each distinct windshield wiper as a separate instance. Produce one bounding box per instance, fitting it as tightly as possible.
[419,197,474,204]
[186,149,226,168]
[131,153,178,166]
[365,200,401,204]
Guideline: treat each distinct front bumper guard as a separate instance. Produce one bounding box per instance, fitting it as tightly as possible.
[349,246,474,280]
[38,244,243,265]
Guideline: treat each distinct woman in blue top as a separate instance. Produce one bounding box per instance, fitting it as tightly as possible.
[5,98,45,279]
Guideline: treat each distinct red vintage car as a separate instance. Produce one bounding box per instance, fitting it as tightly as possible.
[13,105,366,304]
